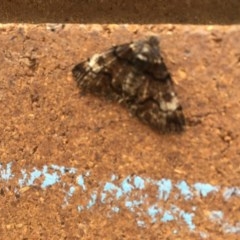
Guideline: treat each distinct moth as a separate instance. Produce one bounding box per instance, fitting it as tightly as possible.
[72,36,185,132]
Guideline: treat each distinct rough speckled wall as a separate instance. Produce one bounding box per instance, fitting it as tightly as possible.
[0,23,239,239]
[0,1,240,240]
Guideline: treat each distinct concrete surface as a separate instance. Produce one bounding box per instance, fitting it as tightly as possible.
[0,24,240,239]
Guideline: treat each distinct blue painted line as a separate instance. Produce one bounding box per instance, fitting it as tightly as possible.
[176,180,193,200]
[77,175,86,191]
[0,162,13,180]
[161,210,174,222]
[194,183,219,197]
[223,187,240,200]
[134,176,145,189]
[121,176,134,194]
[0,161,239,238]
[155,178,172,201]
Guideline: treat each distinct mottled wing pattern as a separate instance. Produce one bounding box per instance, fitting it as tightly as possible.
[72,36,185,132]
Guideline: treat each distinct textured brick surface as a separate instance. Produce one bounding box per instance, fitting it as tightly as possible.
[0,24,239,239]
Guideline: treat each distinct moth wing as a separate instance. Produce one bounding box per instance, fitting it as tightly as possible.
[72,42,144,100]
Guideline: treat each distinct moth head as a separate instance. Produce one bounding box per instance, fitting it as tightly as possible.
[131,36,162,64]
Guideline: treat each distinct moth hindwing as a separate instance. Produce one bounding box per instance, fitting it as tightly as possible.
[72,36,185,132]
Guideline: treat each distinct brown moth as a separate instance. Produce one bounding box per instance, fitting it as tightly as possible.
[72,36,185,132]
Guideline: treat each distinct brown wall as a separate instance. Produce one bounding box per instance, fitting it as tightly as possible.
[1,0,240,24]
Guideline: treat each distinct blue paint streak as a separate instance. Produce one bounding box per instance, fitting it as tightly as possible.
[0,161,239,237]
[50,164,67,174]
[101,180,123,203]
[87,191,97,209]
[223,187,240,201]
[125,199,143,212]
[41,166,60,188]
[148,204,162,222]
[112,206,120,213]
[77,175,86,191]
[176,181,193,200]
[0,162,13,180]
[161,211,174,222]
[223,222,240,234]
[41,172,60,188]
[101,192,107,203]
[155,178,172,201]
[63,186,76,205]
[29,168,42,185]
[194,183,219,197]
[69,186,75,196]
[121,176,134,194]
[209,210,223,222]
[134,176,145,190]
[18,169,27,187]
[103,182,123,199]
[179,210,195,231]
